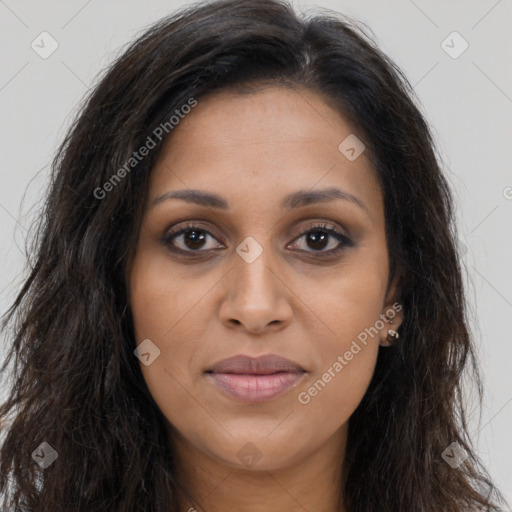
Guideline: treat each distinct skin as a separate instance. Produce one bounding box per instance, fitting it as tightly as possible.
[128,86,403,512]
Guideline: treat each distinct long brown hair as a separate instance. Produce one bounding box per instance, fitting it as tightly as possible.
[0,0,507,510]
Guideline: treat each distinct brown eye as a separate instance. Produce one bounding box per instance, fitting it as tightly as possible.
[179,229,208,250]
[303,230,331,251]
[162,223,224,253]
[289,223,353,255]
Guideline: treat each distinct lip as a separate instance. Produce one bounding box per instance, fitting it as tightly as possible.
[206,354,307,403]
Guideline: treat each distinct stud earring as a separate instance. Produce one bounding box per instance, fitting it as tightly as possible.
[386,329,399,345]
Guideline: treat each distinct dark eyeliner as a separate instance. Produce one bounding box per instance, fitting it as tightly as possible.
[290,223,353,257]
[161,223,222,256]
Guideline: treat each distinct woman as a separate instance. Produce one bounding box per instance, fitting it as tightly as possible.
[0,0,507,510]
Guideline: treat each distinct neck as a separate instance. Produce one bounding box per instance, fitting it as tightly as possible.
[170,425,348,512]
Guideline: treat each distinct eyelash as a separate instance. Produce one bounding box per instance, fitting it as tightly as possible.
[161,221,353,258]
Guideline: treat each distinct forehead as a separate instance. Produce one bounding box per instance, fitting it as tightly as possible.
[159,86,361,155]
[148,86,381,220]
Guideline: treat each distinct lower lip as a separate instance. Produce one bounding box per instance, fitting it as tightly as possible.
[207,372,306,403]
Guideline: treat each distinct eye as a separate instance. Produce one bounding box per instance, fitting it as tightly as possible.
[288,223,353,256]
[162,223,224,254]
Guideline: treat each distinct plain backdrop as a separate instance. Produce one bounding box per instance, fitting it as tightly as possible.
[0,0,511,506]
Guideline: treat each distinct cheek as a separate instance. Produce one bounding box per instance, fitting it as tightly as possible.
[128,249,215,423]
[298,330,379,410]
[296,248,388,352]
[291,255,386,420]
[293,307,381,439]
[129,245,215,345]
[293,341,378,453]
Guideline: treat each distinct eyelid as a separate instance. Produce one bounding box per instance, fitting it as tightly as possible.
[286,221,353,255]
[289,220,349,241]
[162,222,225,252]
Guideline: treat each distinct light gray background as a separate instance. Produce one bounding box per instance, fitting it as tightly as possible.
[0,0,511,506]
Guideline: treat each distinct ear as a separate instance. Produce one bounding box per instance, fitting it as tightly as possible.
[379,274,404,347]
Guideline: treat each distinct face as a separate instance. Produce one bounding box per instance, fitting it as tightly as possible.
[128,86,402,472]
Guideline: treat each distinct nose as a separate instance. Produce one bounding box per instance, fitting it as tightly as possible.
[219,241,293,335]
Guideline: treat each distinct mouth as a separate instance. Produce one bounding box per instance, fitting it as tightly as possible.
[205,354,307,403]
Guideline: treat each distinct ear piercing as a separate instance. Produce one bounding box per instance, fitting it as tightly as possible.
[386,329,399,344]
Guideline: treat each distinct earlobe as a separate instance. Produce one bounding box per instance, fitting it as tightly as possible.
[379,299,404,347]
[380,328,400,347]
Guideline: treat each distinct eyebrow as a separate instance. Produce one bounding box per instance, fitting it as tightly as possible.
[151,187,368,212]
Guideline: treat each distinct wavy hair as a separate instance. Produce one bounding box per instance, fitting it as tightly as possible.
[0,0,507,510]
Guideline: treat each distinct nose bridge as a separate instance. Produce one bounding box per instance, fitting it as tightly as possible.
[233,234,278,298]
[219,232,292,332]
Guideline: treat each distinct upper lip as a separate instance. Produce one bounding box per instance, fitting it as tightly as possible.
[207,354,306,375]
